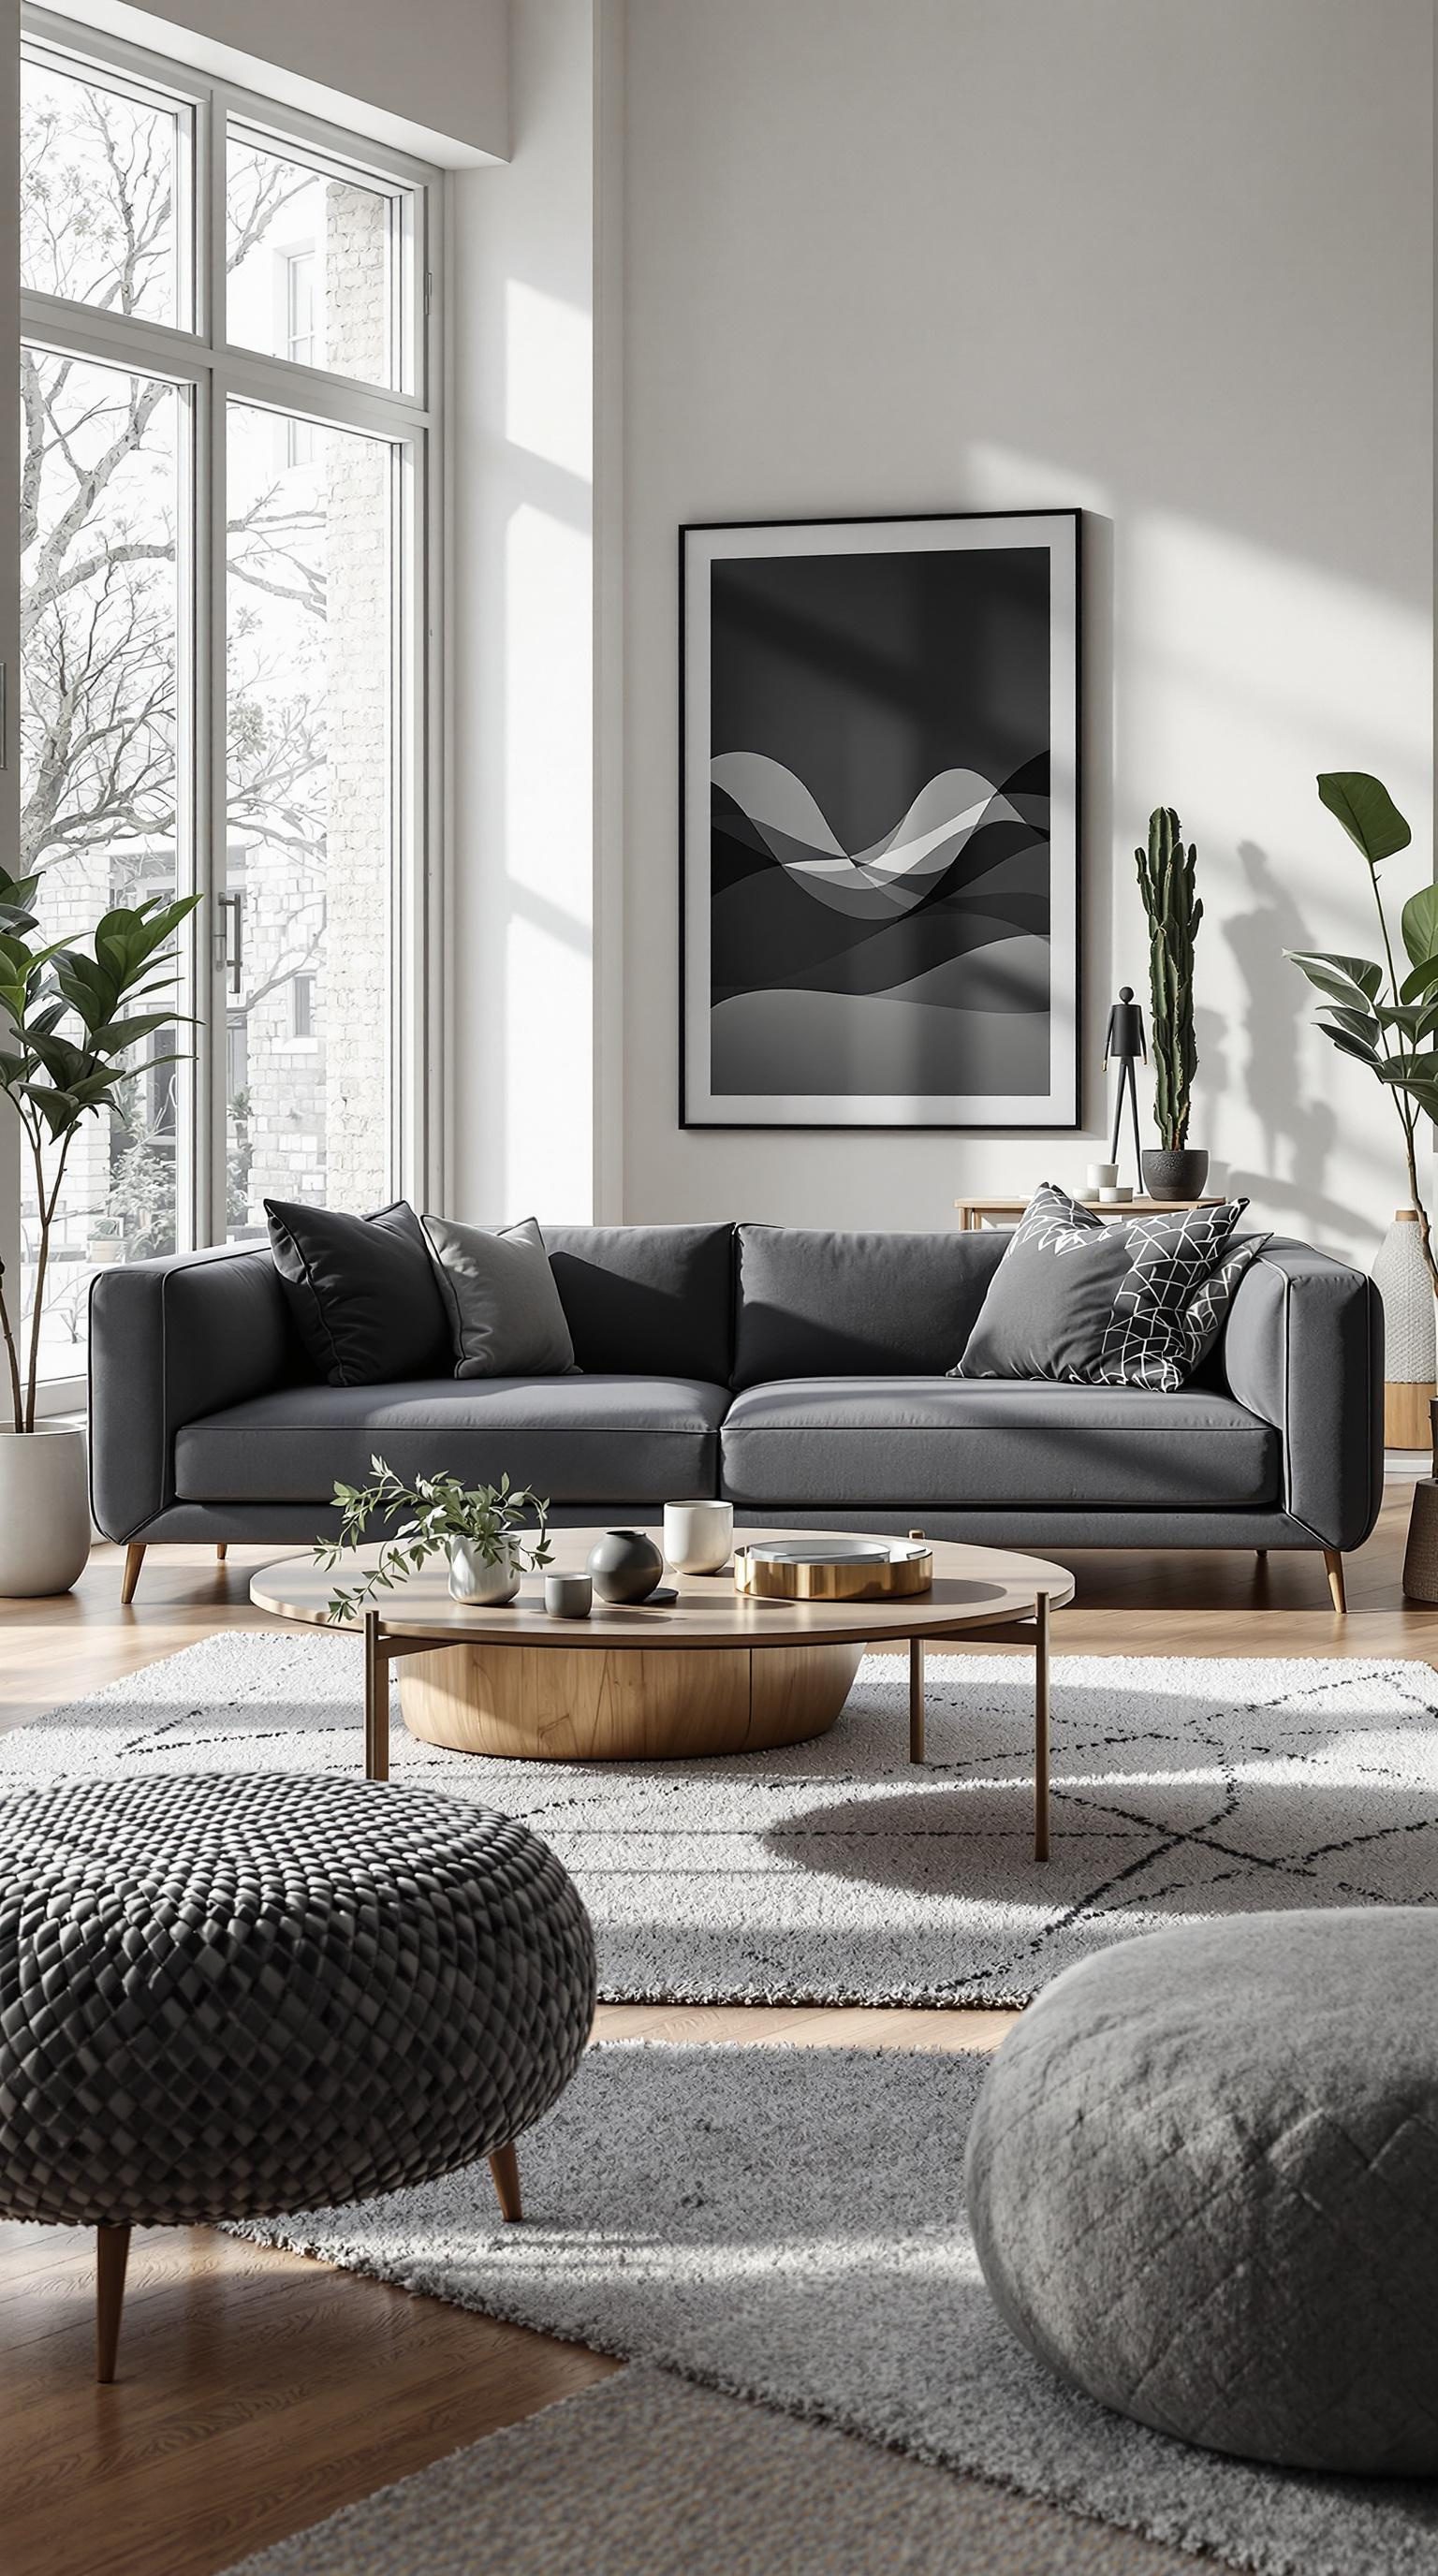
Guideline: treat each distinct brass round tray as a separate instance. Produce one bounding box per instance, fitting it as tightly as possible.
[733,1536,933,1602]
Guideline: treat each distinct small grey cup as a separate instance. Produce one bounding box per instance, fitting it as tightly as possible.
[544,1572,593,1619]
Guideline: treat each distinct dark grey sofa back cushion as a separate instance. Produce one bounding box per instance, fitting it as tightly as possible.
[732,1224,1006,1387]
[542,1223,735,1383]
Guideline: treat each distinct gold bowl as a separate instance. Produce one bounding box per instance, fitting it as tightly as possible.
[733,1537,933,1602]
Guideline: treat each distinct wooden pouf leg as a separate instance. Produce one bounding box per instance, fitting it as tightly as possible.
[489,2144,522,2222]
[399,1641,863,1762]
[95,2223,130,2383]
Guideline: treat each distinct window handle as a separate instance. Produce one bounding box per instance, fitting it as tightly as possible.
[219,891,244,997]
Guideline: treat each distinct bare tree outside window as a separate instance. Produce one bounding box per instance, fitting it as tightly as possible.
[16,51,404,1378]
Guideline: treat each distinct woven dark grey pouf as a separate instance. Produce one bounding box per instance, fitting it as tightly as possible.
[966,1910,1438,2475]
[0,1773,594,2378]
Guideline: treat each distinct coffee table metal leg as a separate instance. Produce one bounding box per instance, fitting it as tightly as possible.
[909,1636,925,1764]
[363,1611,390,1782]
[1034,1589,1050,1861]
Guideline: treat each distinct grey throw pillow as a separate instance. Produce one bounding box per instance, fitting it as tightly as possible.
[422,1214,577,1378]
[954,1182,1269,1392]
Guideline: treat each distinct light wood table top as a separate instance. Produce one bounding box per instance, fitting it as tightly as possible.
[251,1527,1076,1651]
[955,1195,1223,1228]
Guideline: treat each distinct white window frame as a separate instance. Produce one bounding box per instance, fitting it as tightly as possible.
[20,7,445,1412]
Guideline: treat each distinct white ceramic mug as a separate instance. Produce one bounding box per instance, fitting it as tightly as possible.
[663,1499,734,1575]
[1087,1162,1119,1193]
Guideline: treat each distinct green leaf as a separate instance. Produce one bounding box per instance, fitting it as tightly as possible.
[1319,1024,1382,1067]
[1374,1003,1428,1036]
[94,894,201,990]
[86,1010,191,1058]
[1398,956,1438,1004]
[1318,771,1413,866]
[1323,1003,1382,1044]
[1401,884,1438,973]
[1287,949,1385,1005]
[51,950,120,1030]
[19,1082,82,1137]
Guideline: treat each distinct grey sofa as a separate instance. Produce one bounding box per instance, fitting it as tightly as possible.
[90,1220,1382,1604]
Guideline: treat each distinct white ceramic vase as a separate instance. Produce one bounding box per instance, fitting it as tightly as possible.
[0,1426,91,1598]
[1372,1209,1436,1381]
[447,1533,522,1605]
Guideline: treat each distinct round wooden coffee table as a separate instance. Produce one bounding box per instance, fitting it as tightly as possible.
[252,1529,1074,1859]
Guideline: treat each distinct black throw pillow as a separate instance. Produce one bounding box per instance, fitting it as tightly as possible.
[266,1198,452,1386]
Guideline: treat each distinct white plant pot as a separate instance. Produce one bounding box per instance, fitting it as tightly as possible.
[447,1533,522,1605]
[0,1426,92,1598]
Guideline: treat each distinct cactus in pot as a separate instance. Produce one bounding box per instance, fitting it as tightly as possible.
[1134,807,1208,1197]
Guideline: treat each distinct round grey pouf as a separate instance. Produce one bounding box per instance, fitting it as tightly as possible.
[966,1910,1438,2475]
[0,1774,594,2376]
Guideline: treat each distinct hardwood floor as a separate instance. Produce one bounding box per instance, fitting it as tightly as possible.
[2,1494,1433,2575]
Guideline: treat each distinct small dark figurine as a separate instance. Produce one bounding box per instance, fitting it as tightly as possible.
[1104,987,1147,1186]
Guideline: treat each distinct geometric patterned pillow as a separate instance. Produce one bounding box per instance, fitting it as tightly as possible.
[954,1181,1269,1392]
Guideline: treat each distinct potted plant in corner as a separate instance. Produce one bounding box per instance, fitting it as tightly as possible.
[316,1460,554,1620]
[1287,772,1438,1455]
[0,861,199,1597]
[1134,806,1208,1200]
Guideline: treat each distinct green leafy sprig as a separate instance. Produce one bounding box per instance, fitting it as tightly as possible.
[314,1457,553,1622]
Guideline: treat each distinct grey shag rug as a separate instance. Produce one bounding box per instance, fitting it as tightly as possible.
[215,2364,1200,2576]
[6,1633,1438,2005]
[236,2042,1438,2576]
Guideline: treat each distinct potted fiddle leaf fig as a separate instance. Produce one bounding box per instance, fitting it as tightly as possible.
[0,862,200,1595]
[315,1459,553,1622]
[1287,772,1438,1300]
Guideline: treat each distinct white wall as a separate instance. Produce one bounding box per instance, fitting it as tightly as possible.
[0,0,19,1406]
[619,0,1434,1262]
[447,0,614,1224]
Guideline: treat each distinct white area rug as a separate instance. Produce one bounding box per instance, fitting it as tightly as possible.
[6,1634,1438,2005]
[239,2042,1438,2576]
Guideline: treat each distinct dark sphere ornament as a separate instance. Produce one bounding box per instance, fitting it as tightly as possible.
[587,1528,665,1603]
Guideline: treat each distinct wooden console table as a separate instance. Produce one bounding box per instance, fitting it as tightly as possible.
[956,1196,1223,1230]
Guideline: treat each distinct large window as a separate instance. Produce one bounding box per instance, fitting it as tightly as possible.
[17,10,438,1394]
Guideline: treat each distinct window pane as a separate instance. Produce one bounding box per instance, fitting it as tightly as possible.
[20,349,183,1383]
[226,402,396,1234]
[22,54,185,326]
[227,135,403,390]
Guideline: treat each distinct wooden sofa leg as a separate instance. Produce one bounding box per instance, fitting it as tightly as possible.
[120,1544,146,1606]
[95,2224,130,2383]
[1323,1549,1347,1614]
[215,1544,227,1563]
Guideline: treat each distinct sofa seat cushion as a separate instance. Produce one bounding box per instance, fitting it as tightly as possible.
[175,1377,727,1507]
[720,1378,1279,1512]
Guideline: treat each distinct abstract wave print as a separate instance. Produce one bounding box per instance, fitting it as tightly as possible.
[710,750,1050,1097]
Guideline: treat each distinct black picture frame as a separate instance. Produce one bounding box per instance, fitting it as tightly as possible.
[680,508,1082,1131]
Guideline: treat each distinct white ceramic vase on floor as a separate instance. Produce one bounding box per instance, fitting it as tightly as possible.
[1371,1208,1437,1452]
[0,1426,92,1597]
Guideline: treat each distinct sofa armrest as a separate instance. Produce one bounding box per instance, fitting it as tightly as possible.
[89,1243,299,1539]
[1218,1238,1383,1550]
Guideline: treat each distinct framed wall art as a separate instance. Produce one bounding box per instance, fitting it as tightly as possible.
[680,509,1080,1129]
